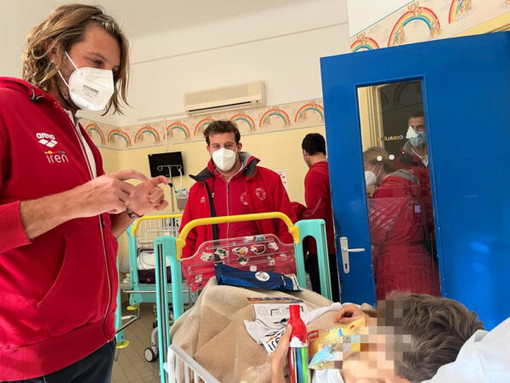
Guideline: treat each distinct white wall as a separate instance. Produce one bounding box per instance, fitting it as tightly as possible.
[84,0,349,126]
[346,0,412,36]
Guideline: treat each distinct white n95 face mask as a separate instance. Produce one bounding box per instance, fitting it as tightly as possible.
[59,52,115,111]
[212,148,237,172]
[364,170,377,187]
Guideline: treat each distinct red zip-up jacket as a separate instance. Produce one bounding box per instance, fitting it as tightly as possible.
[0,78,118,380]
[293,161,336,254]
[302,161,336,254]
[369,169,440,299]
[179,154,296,280]
[393,140,435,251]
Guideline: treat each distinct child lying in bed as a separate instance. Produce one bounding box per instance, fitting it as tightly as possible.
[271,292,487,383]
[170,281,509,382]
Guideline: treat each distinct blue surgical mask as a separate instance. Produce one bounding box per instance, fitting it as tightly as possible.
[406,126,427,148]
[409,131,426,148]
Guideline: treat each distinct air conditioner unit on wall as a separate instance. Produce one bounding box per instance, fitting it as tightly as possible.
[184,81,265,116]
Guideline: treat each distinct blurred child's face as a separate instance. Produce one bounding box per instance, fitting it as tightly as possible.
[341,324,409,382]
[336,302,411,383]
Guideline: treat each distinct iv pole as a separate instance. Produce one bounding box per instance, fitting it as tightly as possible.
[157,164,182,213]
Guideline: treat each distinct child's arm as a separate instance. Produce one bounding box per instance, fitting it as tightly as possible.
[271,324,292,383]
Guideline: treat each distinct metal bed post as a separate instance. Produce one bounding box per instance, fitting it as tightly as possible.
[295,219,332,300]
[154,234,184,383]
[126,222,143,305]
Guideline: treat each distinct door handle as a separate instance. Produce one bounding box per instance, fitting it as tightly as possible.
[339,236,365,274]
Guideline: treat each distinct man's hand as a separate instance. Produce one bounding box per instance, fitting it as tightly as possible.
[20,169,155,240]
[126,175,169,216]
[70,169,151,216]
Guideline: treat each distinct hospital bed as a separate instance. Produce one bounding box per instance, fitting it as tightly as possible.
[152,212,332,383]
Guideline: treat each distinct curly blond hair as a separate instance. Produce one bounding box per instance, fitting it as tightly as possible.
[362,146,394,174]
[22,4,129,114]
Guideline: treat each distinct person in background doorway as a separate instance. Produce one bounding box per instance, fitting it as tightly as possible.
[396,111,428,168]
[293,133,340,302]
[363,147,440,300]
[179,120,297,284]
[394,110,435,257]
[0,5,168,382]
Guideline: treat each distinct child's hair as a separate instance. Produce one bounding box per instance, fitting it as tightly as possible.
[362,146,394,174]
[380,292,484,382]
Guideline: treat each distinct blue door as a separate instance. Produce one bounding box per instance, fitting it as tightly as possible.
[321,31,510,329]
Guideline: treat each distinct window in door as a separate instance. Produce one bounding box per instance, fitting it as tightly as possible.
[357,80,441,300]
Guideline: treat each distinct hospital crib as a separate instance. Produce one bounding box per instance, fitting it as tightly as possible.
[126,214,182,306]
[117,213,195,361]
[152,212,332,383]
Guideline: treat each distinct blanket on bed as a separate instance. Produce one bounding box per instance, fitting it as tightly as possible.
[170,278,334,383]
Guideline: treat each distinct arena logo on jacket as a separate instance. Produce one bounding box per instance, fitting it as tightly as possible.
[36,132,69,164]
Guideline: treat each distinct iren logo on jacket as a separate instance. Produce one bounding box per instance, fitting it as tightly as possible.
[44,150,68,164]
[36,133,68,164]
[36,132,58,148]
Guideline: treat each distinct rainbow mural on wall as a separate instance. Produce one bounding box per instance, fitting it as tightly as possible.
[85,123,105,145]
[350,33,380,52]
[194,117,214,136]
[259,107,291,128]
[294,102,325,123]
[107,128,131,147]
[134,125,161,144]
[166,121,191,140]
[230,112,256,131]
[388,5,441,46]
[449,0,472,24]
[82,98,329,149]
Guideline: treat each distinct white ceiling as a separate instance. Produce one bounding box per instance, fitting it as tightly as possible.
[0,0,322,76]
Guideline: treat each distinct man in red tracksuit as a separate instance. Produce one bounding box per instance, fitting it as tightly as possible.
[0,5,168,382]
[179,120,296,287]
[293,133,340,302]
[393,111,436,257]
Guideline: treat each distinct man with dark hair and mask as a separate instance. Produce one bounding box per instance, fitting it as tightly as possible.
[179,120,296,283]
[396,111,428,169]
[0,4,168,382]
[394,111,436,258]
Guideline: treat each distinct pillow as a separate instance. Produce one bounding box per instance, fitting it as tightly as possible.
[422,318,510,383]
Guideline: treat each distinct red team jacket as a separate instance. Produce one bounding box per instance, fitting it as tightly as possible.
[179,154,296,280]
[369,169,440,299]
[300,161,336,254]
[0,78,118,380]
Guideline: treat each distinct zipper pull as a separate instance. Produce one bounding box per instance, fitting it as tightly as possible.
[100,214,105,228]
